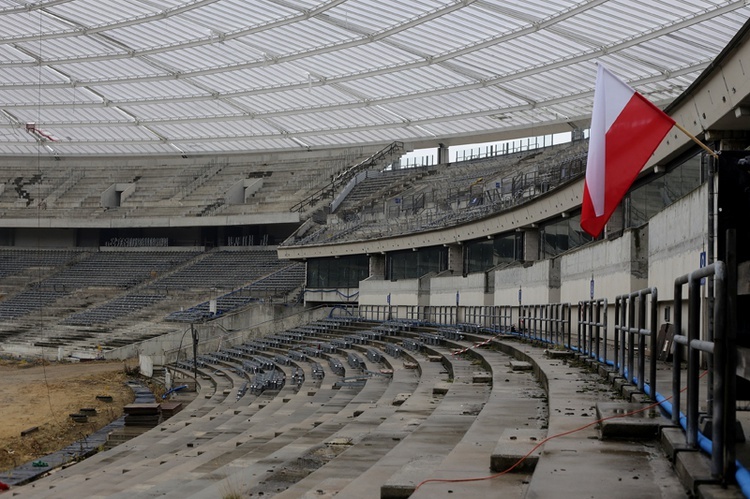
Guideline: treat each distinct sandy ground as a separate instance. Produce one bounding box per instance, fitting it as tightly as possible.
[0,359,137,471]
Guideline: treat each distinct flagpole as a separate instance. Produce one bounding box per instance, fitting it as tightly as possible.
[673,122,719,159]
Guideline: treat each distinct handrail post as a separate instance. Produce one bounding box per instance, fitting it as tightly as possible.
[672,279,684,426]
[627,293,636,385]
[637,290,646,394]
[687,276,701,447]
[649,288,658,402]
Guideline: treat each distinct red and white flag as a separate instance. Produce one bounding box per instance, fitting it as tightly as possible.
[580,65,675,238]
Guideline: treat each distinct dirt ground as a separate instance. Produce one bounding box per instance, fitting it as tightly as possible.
[0,359,138,471]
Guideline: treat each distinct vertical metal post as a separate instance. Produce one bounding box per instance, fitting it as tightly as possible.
[554,304,560,346]
[687,277,701,447]
[594,301,601,361]
[602,299,608,366]
[619,297,627,377]
[724,230,737,482]
[649,288,658,402]
[614,297,622,373]
[627,294,636,385]
[672,281,683,426]
[191,322,198,385]
[707,153,716,416]
[577,303,583,353]
[712,261,726,478]
[637,291,646,393]
[586,302,594,357]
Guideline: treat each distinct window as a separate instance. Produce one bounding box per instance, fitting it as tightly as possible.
[387,246,448,280]
[307,255,369,288]
[465,233,522,273]
[626,152,703,228]
[540,213,592,258]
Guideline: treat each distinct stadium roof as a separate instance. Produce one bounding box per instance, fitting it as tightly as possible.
[0,0,748,156]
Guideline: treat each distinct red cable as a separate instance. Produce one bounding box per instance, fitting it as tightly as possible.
[413,370,706,493]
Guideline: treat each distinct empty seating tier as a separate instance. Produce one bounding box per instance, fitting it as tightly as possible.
[3,317,693,498]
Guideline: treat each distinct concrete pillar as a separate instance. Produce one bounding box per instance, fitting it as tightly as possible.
[522,228,540,261]
[446,243,464,275]
[369,253,386,279]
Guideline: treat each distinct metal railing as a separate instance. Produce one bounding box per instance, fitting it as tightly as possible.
[672,260,735,480]
[461,305,513,330]
[577,298,607,362]
[290,141,405,213]
[454,272,735,485]
[614,288,658,400]
[359,305,397,321]
[518,303,572,345]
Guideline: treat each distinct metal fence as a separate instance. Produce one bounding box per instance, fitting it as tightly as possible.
[672,260,735,480]
[614,288,658,400]
[577,298,607,362]
[519,303,572,346]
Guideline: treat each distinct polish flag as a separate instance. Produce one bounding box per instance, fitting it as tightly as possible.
[580,65,675,238]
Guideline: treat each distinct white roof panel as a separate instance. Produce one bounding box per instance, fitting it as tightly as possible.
[0,0,748,156]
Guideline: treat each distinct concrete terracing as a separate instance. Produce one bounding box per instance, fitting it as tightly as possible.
[5,319,734,498]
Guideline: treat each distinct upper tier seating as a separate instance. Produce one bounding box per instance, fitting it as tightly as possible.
[283,140,589,246]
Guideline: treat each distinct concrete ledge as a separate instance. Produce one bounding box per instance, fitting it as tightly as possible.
[509,360,533,371]
[620,384,640,401]
[696,483,746,499]
[675,449,719,493]
[381,454,443,499]
[490,429,546,472]
[392,393,410,406]
[596,364,613,378]
[661,427,694,460]
[544,349,575,359]
[472,372,492,384]
[607,371,625,384]
[596,402,666,440]
[432,382,450,395]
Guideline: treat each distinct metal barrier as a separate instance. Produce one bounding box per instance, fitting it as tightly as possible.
[404,306,457,325]
[404,305,513,329]
[577,298,607,361]
[404,306,425,322]
[672,260,735,480]
[462,305,513,330]
[430,306,457,325]
[518,303,571,346]
[614,288,658,401]
[359,305,397,321]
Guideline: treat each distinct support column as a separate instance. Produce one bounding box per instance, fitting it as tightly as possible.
[369,253,386,280]
[446,243,464,276]
[437,143,450,165]
[522,228,540,262]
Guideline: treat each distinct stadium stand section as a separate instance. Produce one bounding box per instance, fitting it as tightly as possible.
[0,247,304,356]
[4,315,713,497]
[1,4,750,499]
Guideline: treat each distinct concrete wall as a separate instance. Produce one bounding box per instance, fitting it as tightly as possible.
[648,184,708,302]
[493,260,557,306]
[105,303,328,364]
[359,276,423,307]
[430,272,489,307]
[303,288,359,303]
[558,226,648,304]
[14,228,77,247]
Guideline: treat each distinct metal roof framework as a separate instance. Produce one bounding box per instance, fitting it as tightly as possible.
[0,0,748,156]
